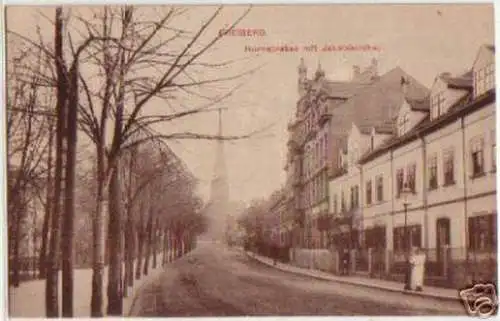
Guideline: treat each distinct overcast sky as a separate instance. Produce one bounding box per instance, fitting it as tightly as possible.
[6,4,494,205]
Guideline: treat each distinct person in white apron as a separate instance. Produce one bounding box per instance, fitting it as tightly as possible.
[409,247,426,291]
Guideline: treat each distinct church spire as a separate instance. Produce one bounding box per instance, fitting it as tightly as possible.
[209,108,229,206]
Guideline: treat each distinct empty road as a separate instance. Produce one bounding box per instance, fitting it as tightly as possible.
[130,242,466,316]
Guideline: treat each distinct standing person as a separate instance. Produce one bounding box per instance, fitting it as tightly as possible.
[410,247,426,291]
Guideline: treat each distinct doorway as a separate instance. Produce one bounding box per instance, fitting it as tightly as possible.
[436,217,451,275]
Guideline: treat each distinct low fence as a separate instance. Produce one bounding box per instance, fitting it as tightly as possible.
[9,256,39,283]
[365,247,497,289]
[248,241,291,263]
[283,246,497,290]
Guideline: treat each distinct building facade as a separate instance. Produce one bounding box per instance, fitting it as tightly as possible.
[329,45,496,285]
[286,57,429,250]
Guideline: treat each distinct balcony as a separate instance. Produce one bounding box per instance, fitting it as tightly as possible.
[318,104,331,125]
[293,210,306,228]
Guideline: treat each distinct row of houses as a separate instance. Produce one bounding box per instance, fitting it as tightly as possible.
[267,44,496,286]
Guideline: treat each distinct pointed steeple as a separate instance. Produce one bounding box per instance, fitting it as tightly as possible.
[209,108,229,207]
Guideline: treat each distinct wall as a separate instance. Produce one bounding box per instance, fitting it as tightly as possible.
[291,248,336,272]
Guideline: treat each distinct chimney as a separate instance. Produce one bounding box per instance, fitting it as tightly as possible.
[352,65,360,80]
[401,76,409,97]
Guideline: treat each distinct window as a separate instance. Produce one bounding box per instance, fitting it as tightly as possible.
[475,69,484,97]
[323,134,328,165]
[469,214,496,251]
[443,148,455,185]
[475,64,495,97]
[398,112,410,136]
[393,225,422,252]
[350,186,359,209]
[428,154,438,190]
[341,190,346,212]
[370,135,375,151]
[470,136,485,177]
[318,137,323,167]
[366,180,372,205]
[376,175,384,202]
[431,92,446,120]
[396,168,404,197]
[485,64,495,93]
[364,226,386,249]
[333,194,338,214]
[406,163,416,193]
[316,141,320,168]
[491,130,496,172]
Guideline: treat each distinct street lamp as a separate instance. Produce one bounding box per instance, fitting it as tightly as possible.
[400,185,413,291]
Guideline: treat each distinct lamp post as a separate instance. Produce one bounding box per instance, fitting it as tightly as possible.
[400,185,413,291]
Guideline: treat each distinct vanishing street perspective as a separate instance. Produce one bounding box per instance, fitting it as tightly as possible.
[6,4,497,318]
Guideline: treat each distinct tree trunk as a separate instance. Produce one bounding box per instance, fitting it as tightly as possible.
[127,224,135,287]
[107,161,124,316]
[152,219,159,269]
[175,235,180,259]
[170,232,175,262]
[46,7,67,317]
[122,228,129,298]
[90,145,106,317]
[162,227,168,266]
[143,209,153,276]
[11,207,22,288]
[123,204,134,297]
[39,122,54,279]
[135,226,144,280]
[61,59,79,318]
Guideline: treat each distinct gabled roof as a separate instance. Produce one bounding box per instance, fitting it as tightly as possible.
[358,121,395,136]
[342,67,429,134]
[406,96,430,112]
[359,90,493,164]
[439,70,473,90]
[471,44,495,70]
[323,80,371,99]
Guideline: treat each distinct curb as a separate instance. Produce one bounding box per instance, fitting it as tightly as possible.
[245,251,461,304]
[127,248,198,316]
[126,252,175,316]
[126,265,165,317]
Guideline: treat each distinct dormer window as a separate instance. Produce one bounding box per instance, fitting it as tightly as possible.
[398,112,410,136]
[474,63,495,97]
[431,92,446,120]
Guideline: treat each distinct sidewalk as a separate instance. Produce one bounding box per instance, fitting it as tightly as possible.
[246,251,461,303]
[9,251,171,318]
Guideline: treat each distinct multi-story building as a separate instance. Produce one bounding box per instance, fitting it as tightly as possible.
[329,44,496,285]
[286,58,428,250]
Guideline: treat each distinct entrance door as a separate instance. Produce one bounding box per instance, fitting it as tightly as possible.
[436,218,451,274]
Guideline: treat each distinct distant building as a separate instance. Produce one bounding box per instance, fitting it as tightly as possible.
[286,57,428,249]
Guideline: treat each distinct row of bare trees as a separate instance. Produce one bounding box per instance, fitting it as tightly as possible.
[7,4,263,318]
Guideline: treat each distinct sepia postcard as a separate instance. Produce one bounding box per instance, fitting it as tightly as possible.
[4,3,497,318]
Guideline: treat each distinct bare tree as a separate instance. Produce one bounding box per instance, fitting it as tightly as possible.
[7,4,274,316]
[7,38,53,290]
